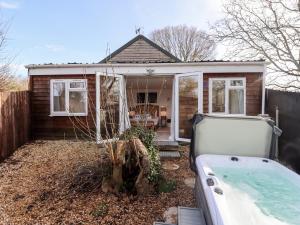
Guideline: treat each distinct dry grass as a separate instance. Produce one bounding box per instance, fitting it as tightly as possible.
[0,140,195,225]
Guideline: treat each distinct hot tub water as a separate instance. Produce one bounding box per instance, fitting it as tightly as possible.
[213,167,300,225]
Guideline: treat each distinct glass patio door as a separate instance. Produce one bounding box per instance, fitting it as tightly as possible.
[96,73,125,142]
[174,72,203,142]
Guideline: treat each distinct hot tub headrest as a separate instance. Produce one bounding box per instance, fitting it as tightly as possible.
[190,114,280,167]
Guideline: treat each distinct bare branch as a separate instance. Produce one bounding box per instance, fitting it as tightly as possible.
[150,25,216,61]
[211,0,300,89]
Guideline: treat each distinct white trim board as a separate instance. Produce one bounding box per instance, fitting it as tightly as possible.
[95,72,125,144]
[261,64,266,114]
[28,63,266,76]
[26,61,266,69]
[174,72,203,142]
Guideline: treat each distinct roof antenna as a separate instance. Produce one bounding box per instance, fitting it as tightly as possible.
[135,26,144,35]
[105,43,111,59]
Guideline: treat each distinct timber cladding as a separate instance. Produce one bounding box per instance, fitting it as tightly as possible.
[30,72,263,139]
[203,73,262,116]
[30,75,96,139]
[101,35,180,63]
[0,91,30,161]
[106,39,174,63]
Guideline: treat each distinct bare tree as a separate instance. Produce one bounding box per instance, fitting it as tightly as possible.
[0,19,14,92]
[0,15,25,92]
[212,0,300,89]
[149,25,216,62]
[0,64,14,91]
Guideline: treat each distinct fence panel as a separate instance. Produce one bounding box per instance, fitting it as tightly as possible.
[0,91,30,161]
[266,89,300,173]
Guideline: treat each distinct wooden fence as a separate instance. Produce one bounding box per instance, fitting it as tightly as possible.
[266,89,300,173]
[0,91,30,161]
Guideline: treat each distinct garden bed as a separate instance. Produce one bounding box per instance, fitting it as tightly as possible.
[0,140,195,225]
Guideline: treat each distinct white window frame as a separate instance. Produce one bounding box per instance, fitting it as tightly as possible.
[209,77,246,116]
[50,79,88,116]
[96,72,125,144]
[174,72,203,142]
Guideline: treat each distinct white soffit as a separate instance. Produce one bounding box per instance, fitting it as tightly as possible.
[27,62,266,76]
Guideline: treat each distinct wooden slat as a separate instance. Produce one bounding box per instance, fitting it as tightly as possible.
[108,39,174,63]
[0,91,31,161]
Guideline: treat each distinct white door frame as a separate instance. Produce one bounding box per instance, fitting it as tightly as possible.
[96,72,124,144]
[174,72,203,142]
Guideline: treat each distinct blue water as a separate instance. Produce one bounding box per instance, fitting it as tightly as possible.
[213,167,300,225]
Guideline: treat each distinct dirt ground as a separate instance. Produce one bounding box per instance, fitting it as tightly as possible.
[0,140,195,225]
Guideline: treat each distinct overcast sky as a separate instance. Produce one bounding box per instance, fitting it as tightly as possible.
[0,0,224,76]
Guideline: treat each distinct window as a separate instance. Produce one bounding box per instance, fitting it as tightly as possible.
[137,92,157,103]
[148,92,157,103]
[50,79,88,116]
[137,92,146,103]
[209,78,246,115]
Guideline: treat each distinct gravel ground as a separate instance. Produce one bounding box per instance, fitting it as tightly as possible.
[0,140,195,225]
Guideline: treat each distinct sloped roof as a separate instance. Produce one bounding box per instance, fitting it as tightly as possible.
[100,35,181,63]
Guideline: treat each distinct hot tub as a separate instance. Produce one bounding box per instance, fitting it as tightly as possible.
[195,154,300,225]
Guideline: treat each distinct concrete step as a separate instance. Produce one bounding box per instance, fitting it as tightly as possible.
[157,141,179,152]
[153,222,175,225]
[178,207,206,225]
[159,151,181,159]
[158,146,180,152]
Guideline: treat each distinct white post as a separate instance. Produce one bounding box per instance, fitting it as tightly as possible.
[169,76,176,141]
[174,75,179,141]
[96,72,101,144]
[198,72,203,114]
[261,64,266,115]
[119,75,125,133]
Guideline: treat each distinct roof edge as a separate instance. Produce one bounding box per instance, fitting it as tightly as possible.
[99,34,181,63]
[26,60,268,69]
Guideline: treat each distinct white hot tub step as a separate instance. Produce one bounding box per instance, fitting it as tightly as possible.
[178,207,206,225]
[153,222,175,225]
[159,151,180,158]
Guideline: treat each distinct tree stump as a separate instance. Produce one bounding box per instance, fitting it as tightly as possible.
[101,138,152,194]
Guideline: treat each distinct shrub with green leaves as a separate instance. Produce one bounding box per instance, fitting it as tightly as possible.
[122,125,156,148]
[147,145,161,184]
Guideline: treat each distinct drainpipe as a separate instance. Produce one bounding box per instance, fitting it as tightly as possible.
[275,106,279,159]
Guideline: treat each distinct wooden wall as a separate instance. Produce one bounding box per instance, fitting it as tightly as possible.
[203,73,262,115]
[29,72,263,139]
[0,91,30,161]
[30,75,96,139]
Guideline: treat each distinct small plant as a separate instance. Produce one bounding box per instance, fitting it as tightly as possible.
[147,145,161,184]
[91,203,108,218]
[158,179,177,193]
[122,125,156,149]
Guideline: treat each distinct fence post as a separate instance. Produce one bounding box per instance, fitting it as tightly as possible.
[0,91,30,162]
[275,106,279,159]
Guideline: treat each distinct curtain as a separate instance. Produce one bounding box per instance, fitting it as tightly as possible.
[229,89,244,114]
[123,77,131,131]
[238,90,244,113]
